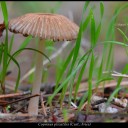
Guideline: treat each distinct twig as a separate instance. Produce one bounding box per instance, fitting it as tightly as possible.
[20,41,70,83]
[0,94,40,106]
[103,70,128,78]
[12,102,28,114]
[71,102,78,108]
[80,101,88,111]
[40,93,47,116]
[111,73,128,78]
[91,99,107,106]
[0,90,31,99]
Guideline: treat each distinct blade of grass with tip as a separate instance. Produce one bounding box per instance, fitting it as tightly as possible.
[8,34,14,54]
[95,2,104,43]
[90,10,96,47]
[82,9,92,32]
[117,28,128,42]
[60,1,90,104]
[70,1,90,70]
[1,2,8,26]
[1,1,8,86]
[100,2,104,19]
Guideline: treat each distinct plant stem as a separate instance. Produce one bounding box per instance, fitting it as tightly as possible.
[28,39,45,116]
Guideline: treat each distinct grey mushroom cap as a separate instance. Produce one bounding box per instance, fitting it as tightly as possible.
[8,13,79,41]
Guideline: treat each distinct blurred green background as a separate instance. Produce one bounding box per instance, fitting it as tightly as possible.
[0,1,128,83]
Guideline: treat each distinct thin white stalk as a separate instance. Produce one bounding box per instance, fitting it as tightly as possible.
[28,39,45,116]
[111,73,128,78]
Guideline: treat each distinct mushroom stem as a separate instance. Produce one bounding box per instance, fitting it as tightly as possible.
[28,39,45,116]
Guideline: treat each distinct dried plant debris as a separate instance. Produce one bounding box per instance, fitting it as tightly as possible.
[91,95,107,106]
[0,23,5,37]
[0,81,128,122]
[98,103,118,113]
[113,98,128,108]
[90,95,127,113]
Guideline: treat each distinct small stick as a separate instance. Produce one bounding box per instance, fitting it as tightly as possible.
[80,101,88,111]
[1,94,40,106]
[40,93,47,116]
[12,102,28,114]
[103,70,128,78]
[111,73,128,78]
[0,90,31,99]
[91,99,107,106]
[70,102,78,108]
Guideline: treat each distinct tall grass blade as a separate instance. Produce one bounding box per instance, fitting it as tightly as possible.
[8,34,14,54]
[18,35,32,50]
[7,53,21,92]
[88,52,94,104]
[1,2,8,26]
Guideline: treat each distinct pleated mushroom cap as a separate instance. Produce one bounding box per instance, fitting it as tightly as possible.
[8,13,79,41]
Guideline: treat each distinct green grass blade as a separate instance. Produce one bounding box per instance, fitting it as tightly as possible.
[18,35,32,50]
[95,23,101,43]
[0,44,3,65]
[100,2,104,19]
[0,2,8,26]
[102,41,128,47]
[62,109,68,122]
[0,1,9,88]
[48,58,88,104]
[71,26,82,69]
[106,3,128,40]
[106,44,114,71]
[95,2,104,43]
[117,28,128,42]
[106,87,122,107]
[7,53,21,92]
[8,34,14,54]
[55,48,74,87]
[70,1,90,70]
[90,10,96,47]
[78,92,88,111]
[88,52,94,104]
[115,64,128,96]
[82,10,92,32]
[60,49,92,107]
[74,54,90,102]
[83,1,90,13]
[97,57,103,80]
[7,47,51,65]
[54,48,74,106]
[96,77,114,85]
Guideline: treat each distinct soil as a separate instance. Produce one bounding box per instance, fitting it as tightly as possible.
[0,78,128,123]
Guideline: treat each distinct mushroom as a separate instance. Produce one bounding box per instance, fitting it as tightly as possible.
[8,13,79,116]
